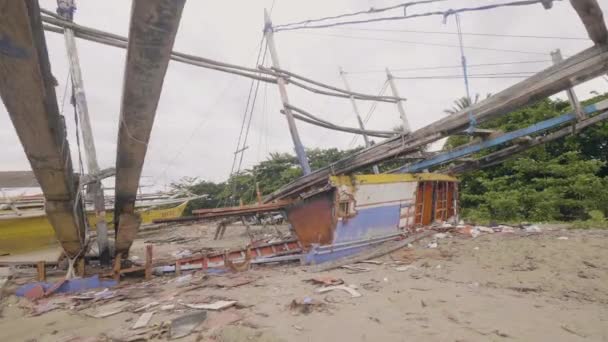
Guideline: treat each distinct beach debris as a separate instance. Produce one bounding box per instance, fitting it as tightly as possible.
[207,275,255,288]
[433,233,449,239]
[476,226,494,234]
[172,274,193,284]
[161,304,176,311]
[523,224,542,233]
[395,265,417,272]
[583,261,598,268]
[289,297,323,314]
[426,242,438,249]
[171,249,192,259]
[315,285,362,298]
[16,275,117,300]
[340,264,371,273]
[200,309,243,333]
[357,260,382,265]
[183,300,237,311]
[133,301,159,313]
[305,276,344,286]
[132,312,154,330]
[170,311,207,339]
[85,301,130,318]
[557,236,569,240]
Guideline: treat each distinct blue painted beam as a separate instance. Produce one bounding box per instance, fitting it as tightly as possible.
[398,100,608,173]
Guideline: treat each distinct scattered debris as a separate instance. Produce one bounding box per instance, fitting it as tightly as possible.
[132,312,154,330]
[433,233,449,239]
[170,311,207,339]
[340,264,371,273]
[395,265,417,272]
[561,325,587,338]
[161,304,176,311]
[289,297,324,314]
[557,236,569,240]
[133,301,159,313]
[305,276,344,286]
[583,260,598,268]
[357,260,382,265]
[85,301,130,318]
[207,275,255,288]
[183,300,237,311]
[426,242,438,249]
[16,275,117,300]
[315,285,362,298]
[523,225,542,233]
[200,309,243,334]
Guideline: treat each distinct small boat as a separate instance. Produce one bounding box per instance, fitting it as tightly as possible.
[0,195,198,255]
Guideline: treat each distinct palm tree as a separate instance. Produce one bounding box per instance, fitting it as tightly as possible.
[443,94,481,115]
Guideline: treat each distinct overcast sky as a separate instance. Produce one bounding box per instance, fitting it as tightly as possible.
[2,0,608,191]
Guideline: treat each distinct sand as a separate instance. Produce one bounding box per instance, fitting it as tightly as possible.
[0,224,607,341]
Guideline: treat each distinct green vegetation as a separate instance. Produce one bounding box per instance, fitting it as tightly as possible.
[175,93,608,225]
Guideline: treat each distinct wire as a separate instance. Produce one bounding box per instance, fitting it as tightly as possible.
[274,0,445,30]
[329,27,589,41]
[274,0,555,32]
[348,81,389,148]
[344,60,551,74]
[288,31,550,56]
[393,74,536,79]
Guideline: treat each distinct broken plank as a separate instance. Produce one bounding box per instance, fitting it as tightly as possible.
[114,0,186,256]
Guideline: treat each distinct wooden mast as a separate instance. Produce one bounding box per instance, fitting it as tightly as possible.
[264,9,312,175]
[339,67,379,174]
[56,0,110,265]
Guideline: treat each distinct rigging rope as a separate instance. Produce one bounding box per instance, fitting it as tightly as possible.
[348,81,389,148]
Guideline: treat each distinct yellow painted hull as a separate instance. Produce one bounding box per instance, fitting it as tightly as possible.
[0,202,188,255]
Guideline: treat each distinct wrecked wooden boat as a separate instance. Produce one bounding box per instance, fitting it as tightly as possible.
[286,173,459,264]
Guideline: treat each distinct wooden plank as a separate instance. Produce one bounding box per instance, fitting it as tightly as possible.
[114,0,185,256]
[570,0,608,45]
[264,44,608,202]
[0,0,85,257]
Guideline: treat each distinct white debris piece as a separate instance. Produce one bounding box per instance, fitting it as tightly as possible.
[433,233,449,239]
[427,242,438,249]
[315,285,362,298]
[132,312,154,329]
[557,236,569,240]
[524,225,542,233]
[183,300,237,310]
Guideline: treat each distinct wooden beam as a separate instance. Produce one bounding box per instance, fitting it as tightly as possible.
[0,0,85,257]
[570,0,608,45]
[264,44,608,202]
[114,0,185,256]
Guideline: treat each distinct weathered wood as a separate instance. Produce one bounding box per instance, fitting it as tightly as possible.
[570,0,608,45]
[144,244,153,280]
[551,48,584,119]
[0,0,85,257]
[114,0,185,257]
[264,9,311,175]
[339,67,379,174]
[386,68,411,133]
[36,261,46,281]
[264,44,608,202]
[56,0,111,265]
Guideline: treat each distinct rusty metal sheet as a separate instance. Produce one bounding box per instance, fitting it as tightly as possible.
[286,190,336,249]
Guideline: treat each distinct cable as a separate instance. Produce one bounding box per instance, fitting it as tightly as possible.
[345,60,550,74]
[330,27,589,41]
[393,73,536,79]
[274,0,555,31]
[274,0,445,30]
[349,81,389,148]
[287,31,550,56]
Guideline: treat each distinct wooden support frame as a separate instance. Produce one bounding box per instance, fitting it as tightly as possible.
[114,0,186,257]
[0,0,86,258]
